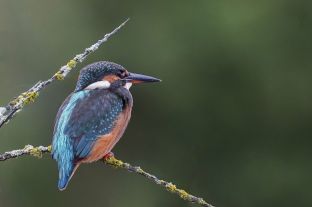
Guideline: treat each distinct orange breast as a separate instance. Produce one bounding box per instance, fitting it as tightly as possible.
[81,105,132,163]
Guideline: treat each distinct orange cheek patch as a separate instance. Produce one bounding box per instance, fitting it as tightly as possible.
[103,75,120,83]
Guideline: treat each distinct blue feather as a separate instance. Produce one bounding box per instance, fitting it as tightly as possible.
[52,91,88,190]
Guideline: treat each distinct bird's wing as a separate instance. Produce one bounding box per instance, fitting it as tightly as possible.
[53,89,124,160]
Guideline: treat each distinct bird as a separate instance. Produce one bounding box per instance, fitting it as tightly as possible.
[51,61,160,190]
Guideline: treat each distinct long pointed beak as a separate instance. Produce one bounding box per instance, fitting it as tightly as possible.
[124,72,161,84]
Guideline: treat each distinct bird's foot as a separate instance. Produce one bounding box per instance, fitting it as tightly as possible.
[103,152,114,160]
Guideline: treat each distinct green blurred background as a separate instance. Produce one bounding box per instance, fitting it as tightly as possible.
[0,0,311,207]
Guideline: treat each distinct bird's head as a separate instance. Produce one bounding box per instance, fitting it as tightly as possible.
[74,61,160,92]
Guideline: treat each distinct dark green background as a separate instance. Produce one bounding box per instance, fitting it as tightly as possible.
[0,1,311,207]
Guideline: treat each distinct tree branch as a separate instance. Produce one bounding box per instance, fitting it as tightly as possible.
[0,145,215,207]
[0,19,129,128]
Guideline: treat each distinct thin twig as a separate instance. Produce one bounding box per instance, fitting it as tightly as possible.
[0,19,129,128]
[0,145,215,207]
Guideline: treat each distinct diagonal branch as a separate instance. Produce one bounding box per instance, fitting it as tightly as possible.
[0,19,129,128]
[0,145,215,207]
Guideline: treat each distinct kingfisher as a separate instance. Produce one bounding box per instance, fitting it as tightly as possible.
[51,61,160,190]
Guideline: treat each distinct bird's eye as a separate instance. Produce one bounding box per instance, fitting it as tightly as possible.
[119,71,128,79]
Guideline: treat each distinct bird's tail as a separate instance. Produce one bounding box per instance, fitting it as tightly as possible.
[58,163,79,191]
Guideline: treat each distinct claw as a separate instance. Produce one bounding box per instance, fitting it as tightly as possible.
[103,152,114,160]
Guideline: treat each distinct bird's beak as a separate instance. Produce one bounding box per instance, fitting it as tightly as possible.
[124,72,161,84]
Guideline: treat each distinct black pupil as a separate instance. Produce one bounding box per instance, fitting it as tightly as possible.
[120,71,127,78]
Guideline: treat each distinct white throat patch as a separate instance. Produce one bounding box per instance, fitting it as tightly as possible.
[85,80,111,90]
[124,82,132,90]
